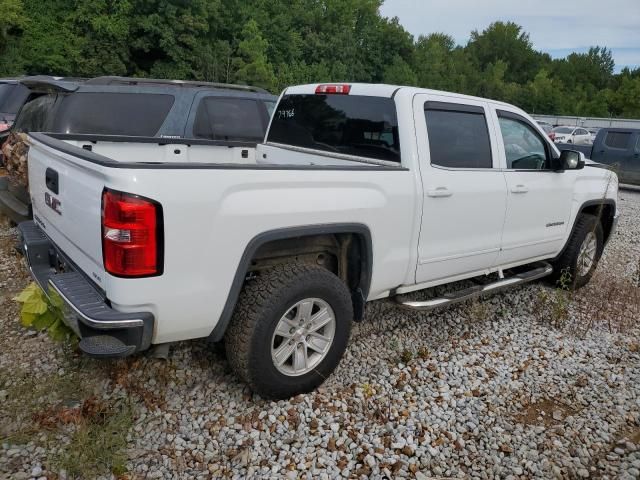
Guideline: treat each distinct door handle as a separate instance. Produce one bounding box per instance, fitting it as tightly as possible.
[426,186,453,198]
[511,184,528,194]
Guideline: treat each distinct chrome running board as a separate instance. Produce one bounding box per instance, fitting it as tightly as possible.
[395,262,553,311]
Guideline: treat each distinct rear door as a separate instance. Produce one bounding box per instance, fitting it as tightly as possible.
[414,95,507,283]
[491,107,575,265]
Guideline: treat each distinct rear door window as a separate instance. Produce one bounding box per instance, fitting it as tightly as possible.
[193,97,267,142]
[267,94,401,163]
[52,92,175,136]
[424,104,493,169]
[604,131,631,149]
[0,83,30,114]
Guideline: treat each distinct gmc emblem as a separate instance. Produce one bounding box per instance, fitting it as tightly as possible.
[44,192,62,215]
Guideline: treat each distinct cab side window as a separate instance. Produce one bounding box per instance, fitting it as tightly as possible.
[497,114,550,170]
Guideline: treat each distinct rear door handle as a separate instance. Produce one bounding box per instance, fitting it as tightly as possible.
[511,184,528,194]
[427,187,453,198]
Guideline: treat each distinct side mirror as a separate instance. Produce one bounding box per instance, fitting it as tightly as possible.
[558,150,585,170]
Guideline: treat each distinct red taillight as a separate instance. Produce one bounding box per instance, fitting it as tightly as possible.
[315,84,351,95]
[0,122,10,132]
[549,132,556,141]
[101,189,163,277]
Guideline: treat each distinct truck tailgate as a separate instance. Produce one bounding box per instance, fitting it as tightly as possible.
[28,135,107,286]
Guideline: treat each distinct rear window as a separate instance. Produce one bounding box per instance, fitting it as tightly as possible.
[52,92,174,136]
[0,83,30,115]
[267,94,401,163]
[193,97,267,142]
[604,131,631,149]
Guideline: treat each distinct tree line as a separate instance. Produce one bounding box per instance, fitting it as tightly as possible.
[1,0,639,118]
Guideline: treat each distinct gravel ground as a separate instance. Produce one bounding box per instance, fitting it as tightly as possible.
[1,191,639,479]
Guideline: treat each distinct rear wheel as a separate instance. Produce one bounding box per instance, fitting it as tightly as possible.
[225,263,353,399]
[551,213,603,289]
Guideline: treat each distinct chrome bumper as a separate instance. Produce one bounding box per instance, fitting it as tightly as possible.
[18,221,154,357]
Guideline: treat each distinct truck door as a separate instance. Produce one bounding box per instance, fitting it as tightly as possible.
[491,107,575,265]
[592,129,637,184]
[414,95,507,284]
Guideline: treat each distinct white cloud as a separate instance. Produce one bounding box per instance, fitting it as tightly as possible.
[380,0,640,69]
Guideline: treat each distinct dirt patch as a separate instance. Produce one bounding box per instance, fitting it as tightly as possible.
[515,398,579,427]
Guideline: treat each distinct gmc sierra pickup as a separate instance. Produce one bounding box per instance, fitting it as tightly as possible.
[19,83,619,399]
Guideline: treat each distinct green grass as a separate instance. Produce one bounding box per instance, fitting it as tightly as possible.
[52,400,133,478]
[1,349,134,478]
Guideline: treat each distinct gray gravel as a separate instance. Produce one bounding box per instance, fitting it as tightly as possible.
[1,191,639,479]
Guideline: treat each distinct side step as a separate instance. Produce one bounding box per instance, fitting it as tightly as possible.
[395,262,553,311]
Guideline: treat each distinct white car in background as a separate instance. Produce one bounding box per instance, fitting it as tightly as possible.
[552,126,592,145]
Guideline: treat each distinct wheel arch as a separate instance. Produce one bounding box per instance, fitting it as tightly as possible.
[209,223,373,342]
[554,198,616,262]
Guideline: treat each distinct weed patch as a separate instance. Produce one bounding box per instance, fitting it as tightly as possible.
[51,399,133,478]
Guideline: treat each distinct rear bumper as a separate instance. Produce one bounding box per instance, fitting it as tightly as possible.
[18,221,154,357]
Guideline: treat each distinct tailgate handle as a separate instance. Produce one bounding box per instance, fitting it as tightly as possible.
[45,168,59,195]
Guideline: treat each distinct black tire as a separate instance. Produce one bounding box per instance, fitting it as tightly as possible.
[224,263,353,399]
[550,213,603,289]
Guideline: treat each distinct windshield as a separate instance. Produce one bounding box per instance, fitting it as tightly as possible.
[267,94,401,163]
[552,127,573,134]
[52,92,175,136]
[0,83,30,116]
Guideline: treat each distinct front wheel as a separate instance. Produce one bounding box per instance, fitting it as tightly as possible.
[224,263,353,399]
[551,213,603,289]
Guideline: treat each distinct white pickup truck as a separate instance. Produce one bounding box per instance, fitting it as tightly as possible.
[19,83,618,399]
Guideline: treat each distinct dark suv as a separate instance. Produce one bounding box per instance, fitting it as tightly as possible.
[0,76,277,223]
[0,76,86,139]
[0,78,30,131]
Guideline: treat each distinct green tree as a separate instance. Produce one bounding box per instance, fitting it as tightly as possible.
[412,33,478,93]
[128,0,217,79]
[552,46,614,91]
[609,76,640,118]
[0,0,25,50]
[383,54,417,85]
[70,0,133,76]
[233,19,276,90]
[467,21,543,84]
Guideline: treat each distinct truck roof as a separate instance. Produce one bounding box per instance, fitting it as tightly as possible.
[85,76,270,94]
[284,83,515,109]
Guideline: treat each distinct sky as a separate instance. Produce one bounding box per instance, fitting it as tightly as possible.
[380,0,640,72]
